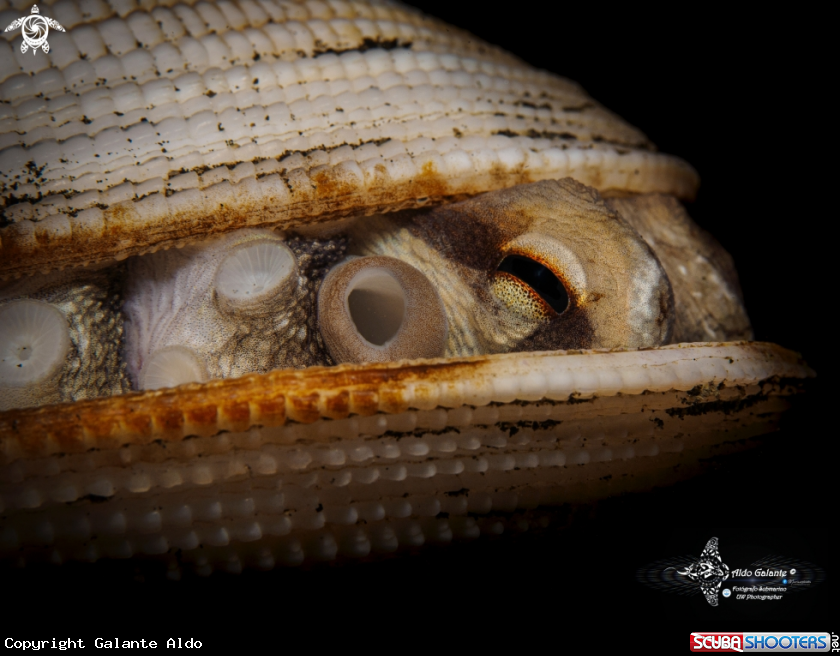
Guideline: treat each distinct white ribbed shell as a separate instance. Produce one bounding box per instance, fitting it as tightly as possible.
[0,343,815,571]
[0,0,698,280]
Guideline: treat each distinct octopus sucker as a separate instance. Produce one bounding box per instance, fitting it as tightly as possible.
[0,265,130,411]
[0,0,814,574]
[122,228,346,389]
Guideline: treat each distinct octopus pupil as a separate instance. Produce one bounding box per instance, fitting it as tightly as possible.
[498,255,570,313]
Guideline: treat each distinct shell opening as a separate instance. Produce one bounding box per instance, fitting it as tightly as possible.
[0,300,70,387]
[215,240,296,313]
[139,346,209,391]
[346,269,406,346]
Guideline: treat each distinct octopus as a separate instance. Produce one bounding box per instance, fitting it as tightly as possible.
[0,0,816,585]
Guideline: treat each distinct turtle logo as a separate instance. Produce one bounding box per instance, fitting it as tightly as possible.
[4,5,65,55]
[674,537,731,606]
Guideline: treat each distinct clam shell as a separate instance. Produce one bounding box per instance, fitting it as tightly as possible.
[0,342,813,570]
[1,0,697,279]
[0,0,816,579]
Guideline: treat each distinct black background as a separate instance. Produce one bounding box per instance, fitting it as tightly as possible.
[5,3,833,647]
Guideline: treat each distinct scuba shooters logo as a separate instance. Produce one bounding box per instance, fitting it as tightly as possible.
[689,633,832,652]
[4,5,65,54]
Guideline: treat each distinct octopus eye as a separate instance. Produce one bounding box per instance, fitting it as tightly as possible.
[496,255,570,315]
[215,240,297,314]
[0,300,70,387]
[490,233,584,326]
[318,256,448,363]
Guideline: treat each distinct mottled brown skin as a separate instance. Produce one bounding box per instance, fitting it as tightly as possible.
[605,194,752,343]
